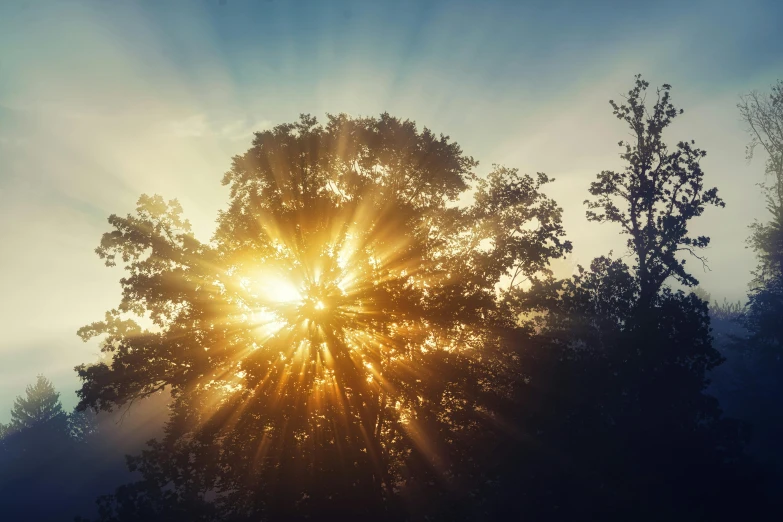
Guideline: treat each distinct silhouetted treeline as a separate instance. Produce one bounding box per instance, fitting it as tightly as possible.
[0,377,169,521]
[709,78,783,502]
[1,77,782,522]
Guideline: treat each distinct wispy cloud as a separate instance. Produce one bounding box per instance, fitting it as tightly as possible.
[162,113,272,141]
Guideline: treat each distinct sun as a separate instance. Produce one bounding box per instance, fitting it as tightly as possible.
[239,274,303,305]
[232,246,361,349]
[211,197,438,434]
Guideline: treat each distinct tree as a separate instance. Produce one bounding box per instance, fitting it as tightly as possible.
[2,375,70,481]
[714,81,783,497]
[69,407,99,443]
[7,375,68,434]
[74,113,570,521]
[0,378,173,522]
[519,258,765,519]
[499,77,765,521]
[585,75,724,308]
[739,80,783,199]
[739,80,783,285]
[0,422,9,461]
[0,376,81,521]
[729,276,783,494]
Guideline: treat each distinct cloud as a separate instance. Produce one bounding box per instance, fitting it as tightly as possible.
[162,113,272,141]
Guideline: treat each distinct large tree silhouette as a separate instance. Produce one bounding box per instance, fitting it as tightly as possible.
[585,75,724,309]
[75,113,570,521]
[496,77,765,521]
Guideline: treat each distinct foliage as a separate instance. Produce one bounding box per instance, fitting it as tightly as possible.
[0,377,173,521]
[8,78,762,521]
[738,80,783,191]
[710,276,783,500]
[8,375,68,434]
[69,408,100,443]
[719,80,783,493]
[748,208,783,286]
[691,286,711,304]
[492,76,766,520]
[0,376,84,521]
[710,297,745,322]
[74,113,571,520]
[739,80,783,286]
[585,75,724,307]
[507,257,762,520]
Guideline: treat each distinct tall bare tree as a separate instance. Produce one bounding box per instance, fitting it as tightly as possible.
[739,80,783,284]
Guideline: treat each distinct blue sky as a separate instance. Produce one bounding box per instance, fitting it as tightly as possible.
[1,0,781,420]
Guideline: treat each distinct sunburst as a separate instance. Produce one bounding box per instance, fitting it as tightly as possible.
[74,114,572,516]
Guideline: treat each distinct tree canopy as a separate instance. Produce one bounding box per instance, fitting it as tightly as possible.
[505,77,767,521]
[75,113,571,520]
[739,80,783,286]
[585,75,724,307]
[714,79,783,496]
[0,376,96,521]
[7,375,68,433]
[61,78,774,522]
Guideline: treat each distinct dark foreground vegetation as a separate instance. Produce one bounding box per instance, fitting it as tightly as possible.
[2,77,782,521]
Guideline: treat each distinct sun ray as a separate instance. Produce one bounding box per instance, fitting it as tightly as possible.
[74,112,574,518]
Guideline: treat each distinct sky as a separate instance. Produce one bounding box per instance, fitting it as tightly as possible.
[0,0,781,421]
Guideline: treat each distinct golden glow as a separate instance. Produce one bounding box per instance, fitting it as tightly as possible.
[240,271,303,304]
[178,191,471,487]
